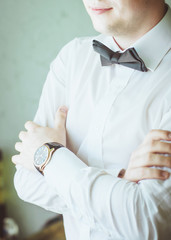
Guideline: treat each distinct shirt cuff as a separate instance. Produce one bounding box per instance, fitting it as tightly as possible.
[105,168,125,177]
[44,147,87,198]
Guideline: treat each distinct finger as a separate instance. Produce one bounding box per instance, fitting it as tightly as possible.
[19,131,27,141]
[15,142,23,152]
[54,106,68,130]
[131,153,171,169]
[134,140,171,158]
[149,154,171,168]
[132,130,171,158]
[12,155,20,165]
[124,167,170,182]
[148,141,171,155]
[25,121,40,131]
[145,129,171,142]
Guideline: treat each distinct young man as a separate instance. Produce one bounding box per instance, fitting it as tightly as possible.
[12,0,171,239]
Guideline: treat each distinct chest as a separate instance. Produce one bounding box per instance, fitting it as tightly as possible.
[65,64,167,168]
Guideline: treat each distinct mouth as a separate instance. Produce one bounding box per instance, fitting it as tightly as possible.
[89,7,113,15]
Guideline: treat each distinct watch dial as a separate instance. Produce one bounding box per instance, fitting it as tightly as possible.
[34,145,49,166]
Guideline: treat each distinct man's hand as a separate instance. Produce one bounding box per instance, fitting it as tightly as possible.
[123,130,171,182]
[12,106,68,171]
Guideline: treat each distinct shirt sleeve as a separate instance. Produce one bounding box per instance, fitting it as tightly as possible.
[44,108,171,239]
[14,39,77,214]
[14,165,68,213]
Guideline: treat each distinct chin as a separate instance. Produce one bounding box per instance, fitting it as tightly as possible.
[92,17,130,37]
[92,21,116,36]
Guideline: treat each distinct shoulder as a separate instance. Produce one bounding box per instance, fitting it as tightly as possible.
[59,34,102,54]
[51,34,103,67]
[59,34,108,55]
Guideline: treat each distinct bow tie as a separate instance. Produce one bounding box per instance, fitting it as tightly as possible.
[93,40,148,72]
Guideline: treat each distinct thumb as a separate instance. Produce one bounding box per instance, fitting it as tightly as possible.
[54,105,68,130]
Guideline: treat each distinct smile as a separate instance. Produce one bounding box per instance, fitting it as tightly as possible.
[90,7,113,15]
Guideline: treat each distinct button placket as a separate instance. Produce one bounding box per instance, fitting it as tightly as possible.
[87,68,134,168]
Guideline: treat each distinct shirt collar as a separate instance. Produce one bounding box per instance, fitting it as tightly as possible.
[99,5,171,72]
[133,5,171,72]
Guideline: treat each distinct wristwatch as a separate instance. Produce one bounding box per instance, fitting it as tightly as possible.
[34,142,64,175]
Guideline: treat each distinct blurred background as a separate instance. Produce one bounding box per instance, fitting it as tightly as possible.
[0,0,171,239]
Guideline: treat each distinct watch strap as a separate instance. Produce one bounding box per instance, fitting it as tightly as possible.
[45,142,64,150]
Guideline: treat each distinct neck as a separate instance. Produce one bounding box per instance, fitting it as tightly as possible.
[114,4,167,50]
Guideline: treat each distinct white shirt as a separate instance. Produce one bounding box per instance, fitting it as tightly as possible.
[14,6,171,240]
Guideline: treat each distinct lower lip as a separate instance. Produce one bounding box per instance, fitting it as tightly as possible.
[90,8,113,15]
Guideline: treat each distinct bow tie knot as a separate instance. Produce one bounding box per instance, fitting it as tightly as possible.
[93,40,148,72]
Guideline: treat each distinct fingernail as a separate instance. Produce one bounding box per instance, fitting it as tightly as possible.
[59,106,68,113]
[161,171,169,178]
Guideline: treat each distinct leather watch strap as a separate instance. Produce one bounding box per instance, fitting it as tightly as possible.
[45,142,64,150]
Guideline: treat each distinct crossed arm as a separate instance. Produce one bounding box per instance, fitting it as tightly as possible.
[12,107,171,239]
[12,50,171,239]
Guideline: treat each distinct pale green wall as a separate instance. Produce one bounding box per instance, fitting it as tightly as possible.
[0,0,96,238]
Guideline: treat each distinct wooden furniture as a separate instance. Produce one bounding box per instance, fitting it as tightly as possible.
[25,217,66,240]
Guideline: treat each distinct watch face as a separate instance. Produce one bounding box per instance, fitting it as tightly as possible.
[34,145,49,166]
